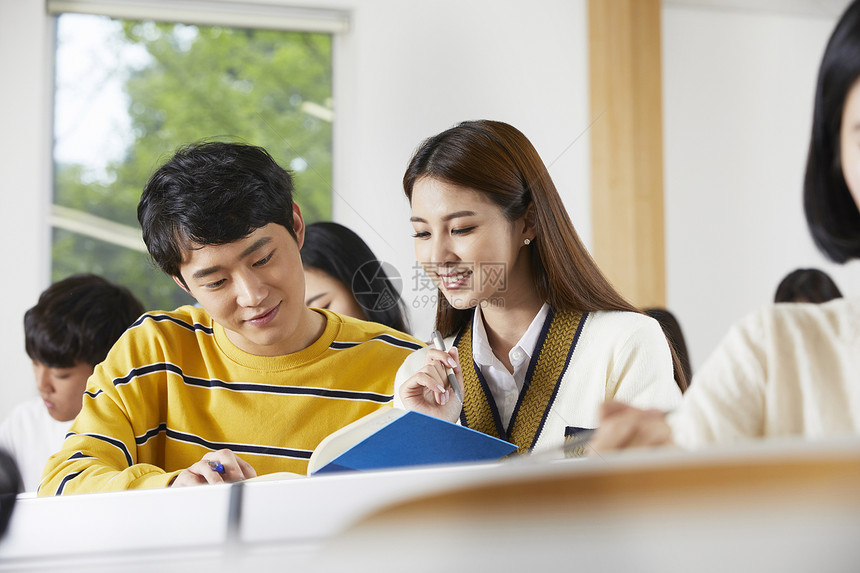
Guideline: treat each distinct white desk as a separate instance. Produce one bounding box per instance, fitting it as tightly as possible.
[2,439,860,572]
[0,483,232,572]
[0,460,513,572]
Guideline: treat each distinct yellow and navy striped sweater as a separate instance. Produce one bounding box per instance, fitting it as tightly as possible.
[39,306,422,495]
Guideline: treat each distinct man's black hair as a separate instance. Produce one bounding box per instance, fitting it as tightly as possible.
[138,141,297,282]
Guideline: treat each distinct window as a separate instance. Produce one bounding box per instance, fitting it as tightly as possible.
[51,8,336,310]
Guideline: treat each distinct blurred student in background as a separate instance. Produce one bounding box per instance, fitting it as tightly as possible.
[644,307,692,391]
[302,221,410,333]
[0,274,144,491]
[592,0,860,451]
[773,267,843,303]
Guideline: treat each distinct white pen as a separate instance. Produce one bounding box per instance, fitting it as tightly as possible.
[430,330,463,403]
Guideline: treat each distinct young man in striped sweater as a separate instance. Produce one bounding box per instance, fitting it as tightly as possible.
[40,142,422,495]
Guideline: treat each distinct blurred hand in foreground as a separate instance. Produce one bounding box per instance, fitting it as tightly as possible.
[589,401,673,454]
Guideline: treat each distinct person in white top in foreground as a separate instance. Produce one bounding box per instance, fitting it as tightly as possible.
[591,0,860,452]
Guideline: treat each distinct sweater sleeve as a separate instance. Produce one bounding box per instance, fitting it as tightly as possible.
[39,334,180,496]
[606,314,682,412]
[667,310,768,448]
[393,346,432,410]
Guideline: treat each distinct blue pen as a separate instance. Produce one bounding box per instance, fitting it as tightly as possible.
[208,460,225,474]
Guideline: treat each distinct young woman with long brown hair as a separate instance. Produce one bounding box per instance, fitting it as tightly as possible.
[394,120,682,453]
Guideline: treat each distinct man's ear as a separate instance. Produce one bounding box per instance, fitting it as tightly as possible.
[292,201,306,249]
[173,275,194,298]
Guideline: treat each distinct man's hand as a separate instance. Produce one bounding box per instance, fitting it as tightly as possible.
[171,449,257,487]
[589,401,673,454]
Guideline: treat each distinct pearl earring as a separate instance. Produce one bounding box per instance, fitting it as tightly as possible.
[524,238,531,245]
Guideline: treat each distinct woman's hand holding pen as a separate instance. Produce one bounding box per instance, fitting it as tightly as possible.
[399,347,464,423]
[171,449,257,487]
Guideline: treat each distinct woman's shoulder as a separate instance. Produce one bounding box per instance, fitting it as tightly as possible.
[583,309,659,330]
[573,310,666,353]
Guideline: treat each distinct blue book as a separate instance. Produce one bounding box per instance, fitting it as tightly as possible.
[308,408,518,475]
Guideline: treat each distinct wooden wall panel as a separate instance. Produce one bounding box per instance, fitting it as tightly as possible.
[589,0,666,307]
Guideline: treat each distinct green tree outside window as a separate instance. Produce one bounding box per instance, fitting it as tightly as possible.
[53,15,333,311]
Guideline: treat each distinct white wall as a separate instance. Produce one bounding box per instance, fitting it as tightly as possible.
[663,2,860,372]
[0,0,589,420]
[0,0,53,419]
[328,0,590,339]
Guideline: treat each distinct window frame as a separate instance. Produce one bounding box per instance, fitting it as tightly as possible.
[47,1,349,34]
[47,0,346,309]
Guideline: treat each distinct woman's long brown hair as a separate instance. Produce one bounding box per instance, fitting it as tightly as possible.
[403,120,687,391]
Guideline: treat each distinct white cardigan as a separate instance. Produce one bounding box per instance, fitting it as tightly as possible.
[669,296,860,447]
[395,310,681,452]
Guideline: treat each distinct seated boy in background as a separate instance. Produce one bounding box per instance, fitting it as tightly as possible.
[40,142,422,495]
[0,274,144,492]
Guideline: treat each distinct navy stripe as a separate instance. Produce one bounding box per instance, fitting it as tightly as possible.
[509,306,558,441]
[136,424,313,460]
[83,389,102,399]
[73,432,133,467]
[564,426,595,438]
[67,452,93,460]
[375,333,422,350]
[330,334,422,352]
[130,313,214,334]
[468,355,507,438]
[454,314,507,437]
[113,362,184,387]
[182,377,393,403]
[165,428,312,460]
[56,470,84,496]
[136,423,168,445]
[529,311,589,451]
[115,362,392,403]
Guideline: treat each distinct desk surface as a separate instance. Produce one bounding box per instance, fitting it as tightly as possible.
[318,438,860,573]
[2,438,860,572]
